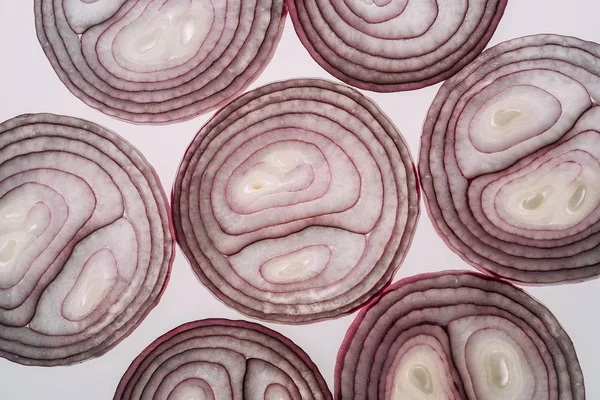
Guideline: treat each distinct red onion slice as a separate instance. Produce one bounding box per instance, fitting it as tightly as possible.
[114,319,332,399]
[34,0,286,124]
[0,114,174,366]
[172,78,419,323]
[286,0,507,91]
[419,34,600,284]
[335,271,584,399]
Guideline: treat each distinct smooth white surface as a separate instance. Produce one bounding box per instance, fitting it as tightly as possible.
[1,1,599,398]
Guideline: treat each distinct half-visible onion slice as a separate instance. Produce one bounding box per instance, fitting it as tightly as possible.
[0,114,174,366]
[34,0,286,124]
[336,271,584,399]
[172,78,419,323]
[286,0,506,91]
[114,319,332,399]
[419,34,600,284]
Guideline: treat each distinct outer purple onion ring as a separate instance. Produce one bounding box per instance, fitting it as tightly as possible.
[286,0,507,92]
[172,78,419,323]
[0,113,174,366]
[114,319,332,399]
[335,271,584,399]
[420,34,600,284]
[34,0,286,124]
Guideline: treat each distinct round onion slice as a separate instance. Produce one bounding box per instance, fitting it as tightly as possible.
[419,34,600,284]
[336,271,584,399]
[0,114,174,366]
[114,319,332,399]
[34,0,286,124]
[172,78,419,323]
[286,0,506,91]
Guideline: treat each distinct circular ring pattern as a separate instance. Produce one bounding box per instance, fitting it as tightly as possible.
[287,0,506,91]
[0,113,173,365]
[336,271,584,399]
[420,34,600,284]
[172,78,419,323]
[114,319,332,399]
[35,0,286,123]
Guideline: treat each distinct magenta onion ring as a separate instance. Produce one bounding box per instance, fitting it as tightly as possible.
[172,78,419,323]
[419,34,600,284]
[34,0,286,124]
[114,319,332,399]
[0,113,174,366]
[335,271,584,399]
[286,0,507,92]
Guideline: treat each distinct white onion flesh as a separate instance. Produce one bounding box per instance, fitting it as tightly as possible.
[419,34,600,283]
[0,114,173,366]
[287,0,506,91]
[114,319,332,399]
[172,78,419,323]
[35,0,286,123]
[335,271,584,399]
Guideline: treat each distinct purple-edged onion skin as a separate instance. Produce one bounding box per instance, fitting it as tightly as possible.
[172,78,419,323]
[114,319,332,399]
[34,0,286,124]
[420,34,600,284]
[286,0,507,91]
[0,114,174,366]
[335,271,584,399]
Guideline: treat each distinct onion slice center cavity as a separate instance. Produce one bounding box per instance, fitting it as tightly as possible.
[172,78,419,323]
[0,113,174,366]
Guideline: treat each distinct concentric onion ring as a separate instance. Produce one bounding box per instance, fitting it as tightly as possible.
[34,0,286,124]
[335,271,584,399]
[114,319,332,399]
[420,34,600,284]
[172,78,419,323]
[0,114,173,365]
[286,0,507,91]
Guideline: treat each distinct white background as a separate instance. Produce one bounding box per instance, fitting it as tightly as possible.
[1,1,599,398]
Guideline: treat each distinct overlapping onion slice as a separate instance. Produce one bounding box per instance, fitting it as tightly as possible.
[172,78,419,323]
[336,271,584,399]
[114,319,332,399]
[419,34,600,284]
[0,114,173,365]
[286,0,506,92]
[34,0,286,124]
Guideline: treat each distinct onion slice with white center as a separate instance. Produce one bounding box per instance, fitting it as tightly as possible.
[286,0,506,91]
[0,114,173,366]
[335,271,584,399]
[114,319,332,399]
[172,78,419,323]
[419,34,600,284]
[34,0,286,124]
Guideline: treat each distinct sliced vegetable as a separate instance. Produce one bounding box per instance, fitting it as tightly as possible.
[114,319,332,399]
[336,271,584,399]
[0,114,173,366]
[34,0,286,124]
[286,0,507,91]
[419,34,600,284]
[172,78,419,323]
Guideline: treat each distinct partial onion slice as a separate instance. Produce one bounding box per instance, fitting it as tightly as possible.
[172,78,419,323]
[286,0,506,91]
[114,319,332,399]
[419,34,600,284]
[34,0,286,124]
[336,271,584,399]
[0,114,174,366]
